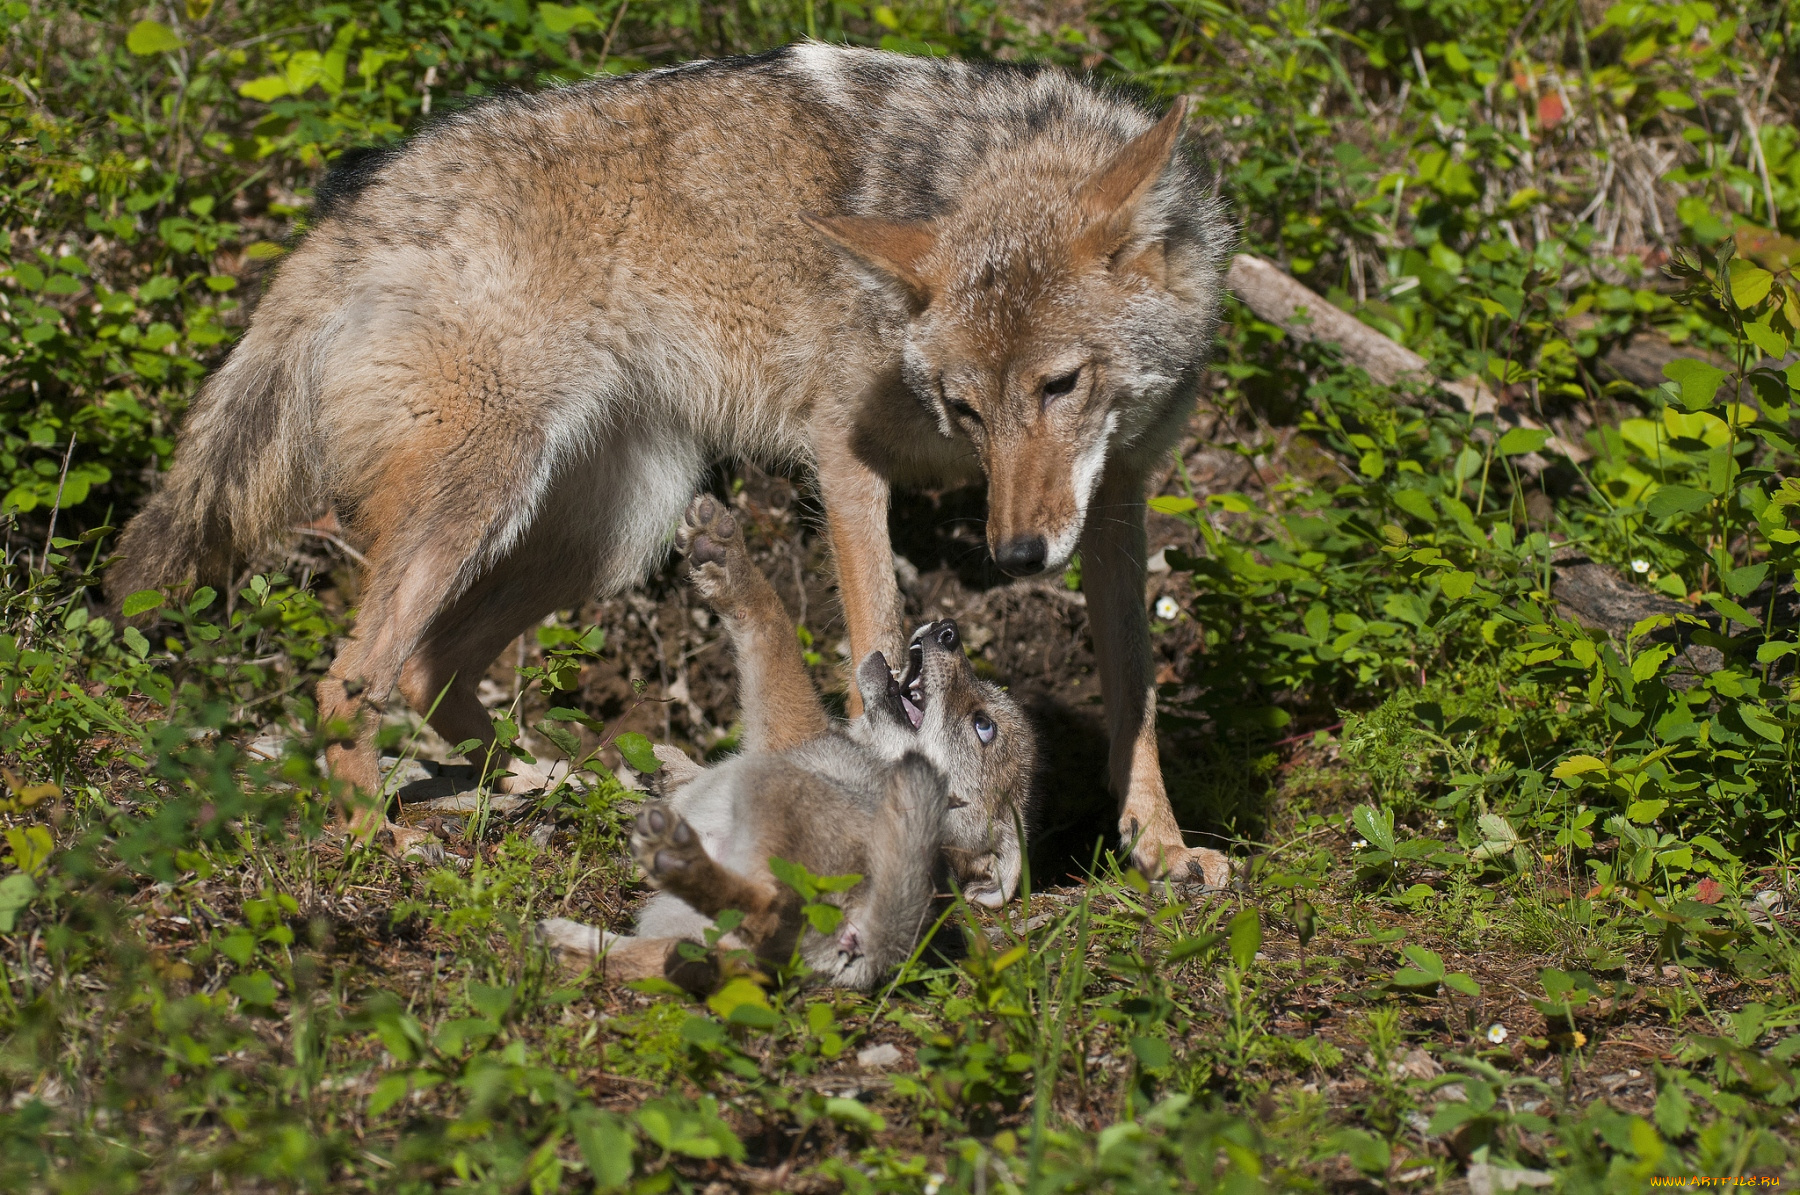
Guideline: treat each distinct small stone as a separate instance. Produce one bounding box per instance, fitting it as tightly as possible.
[855,1043,903,1070]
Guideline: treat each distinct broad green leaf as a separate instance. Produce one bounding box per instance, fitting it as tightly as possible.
[126,19,183,55]
[1444,972,1481,997]
[1552,754,1608,780]
[1227,907,1262,971]
[803,901,844,935]
[1148,495,1198,515]
[1439,570,1475,600]
[1334,1129,1390,1176]
[468,982,514,1021]
[229,970,279,1006]
[1729,259,1776,309]
[1495,427,1550,456]
[539,3,601,32]
[1207,492,1255,513]
[1663,358,1728,410]
[1746,319,1790,358]
[573,1109,635,1190]
[1130,1036,1172,1071]
[121,589,164,617]
[0,873,38,933]
[635,1098,744,1161]
[707,977,770,1022]
[536,721,582,757]
[1739,705,1785,743]
[1630,644,1674,682]
[1352,804,1397,854]
[368,1073,410,1116]
[613,731,660,773]
[824,1096,886,1131]
[1476,812,1520,845]
[237,75,290,102]
[1402,945,1446,978]
[768,855,815,899]
[1645,484,1712,518]
[1390,487,1437,523]
[434,1017,498,1054]
[1626,799,1668,823]
[1724,562,1769,597]
[4,826,53,876]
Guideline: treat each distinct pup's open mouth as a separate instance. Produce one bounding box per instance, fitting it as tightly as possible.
[886,641,926,729]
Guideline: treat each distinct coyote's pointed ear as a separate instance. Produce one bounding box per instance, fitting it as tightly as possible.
[801,213,937,307]
[1077,97,1188,267]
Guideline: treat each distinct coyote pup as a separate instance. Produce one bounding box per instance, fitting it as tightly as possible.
[111,45,1232,882]
[540,495,1034,989]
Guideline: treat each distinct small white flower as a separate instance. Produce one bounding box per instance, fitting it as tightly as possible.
[1631,558,1650,574]
[1487,1023,1508,1044]
[1435,818,1447,830]
[924,1176,945,1195]
[1353,838,1369,849]
[1154,595,1180,621]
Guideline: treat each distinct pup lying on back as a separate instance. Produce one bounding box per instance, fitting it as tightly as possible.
[541,495,1035,989]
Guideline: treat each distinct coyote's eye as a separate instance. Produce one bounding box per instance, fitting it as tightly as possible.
[946,398,983,427]
[1042,368,1081,400]
[973,712,996,744]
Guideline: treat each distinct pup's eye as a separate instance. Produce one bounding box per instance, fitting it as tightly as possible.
[973,712,996,744]
[946,398,983,427]
[1042,368,1081,398]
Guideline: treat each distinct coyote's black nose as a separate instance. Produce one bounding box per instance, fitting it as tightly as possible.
[935,621,960,650]
[994,536,1048,576]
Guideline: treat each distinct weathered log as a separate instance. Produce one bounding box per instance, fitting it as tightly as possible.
[1548,546,1722,678]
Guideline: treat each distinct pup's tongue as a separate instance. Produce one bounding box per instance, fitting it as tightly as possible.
[899,692,923,728]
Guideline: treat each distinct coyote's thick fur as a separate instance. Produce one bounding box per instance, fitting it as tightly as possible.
[111,44,1233,881]
[540,495,1035,989]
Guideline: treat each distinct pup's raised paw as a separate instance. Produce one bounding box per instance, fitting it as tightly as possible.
[631,804,708,884]
[678,494,752,609]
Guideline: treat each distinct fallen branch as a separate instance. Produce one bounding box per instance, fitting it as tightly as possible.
[1225,254,1589,465]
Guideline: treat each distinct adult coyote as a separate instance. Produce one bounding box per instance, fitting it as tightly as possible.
[111,44,1233,883]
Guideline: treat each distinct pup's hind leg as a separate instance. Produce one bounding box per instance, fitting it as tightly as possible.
[631,804,796,957]
[680,495,829,752]
[537,919,719,991]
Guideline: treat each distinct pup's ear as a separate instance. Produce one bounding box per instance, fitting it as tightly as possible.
[801,213,937,308]
[1076,97,1187,267]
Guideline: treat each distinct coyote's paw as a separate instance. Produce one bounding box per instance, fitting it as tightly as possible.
[631,804,708,885]
[678,494,754,611]
[1162,846,1233,894]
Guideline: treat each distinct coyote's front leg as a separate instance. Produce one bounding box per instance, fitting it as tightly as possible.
[631,804,798,958]
[1081,465,1231,889]
[814,444,907,719]
[679,495,830,753]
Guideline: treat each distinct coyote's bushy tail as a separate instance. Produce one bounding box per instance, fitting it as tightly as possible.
[855,752,950,974]
[108,313,324,605]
